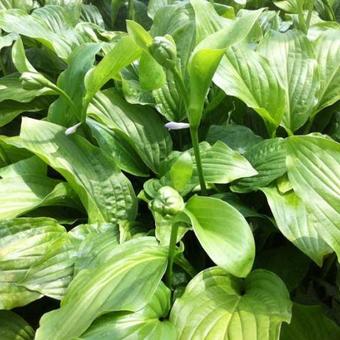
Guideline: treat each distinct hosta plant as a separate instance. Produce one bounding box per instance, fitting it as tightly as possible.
[0,0,340,339]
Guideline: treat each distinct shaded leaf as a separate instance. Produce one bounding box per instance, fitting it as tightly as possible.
[80,283,177,340]
[281,303,340,340]
[0,310,34,340]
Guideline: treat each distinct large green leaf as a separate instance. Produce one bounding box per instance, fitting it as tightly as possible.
[0,8,75,59]
[19,236,76,300]
[214,45,285,131]
[185,196,255,277]
[231,138,287,193]
[87,119,149,177]
[0,157,79,219]
[281,303,340,340]
[262,186,332,266]
[273,0,305,13]
[190,0,228,42]
[88,89,172,174]
[170,267,292,340]
[313,28,340,113]
[7,117,137,223]
[196,141,257,184]
[258,30,319,132]
[83,36,141,109]
[80,283,177,339]
[0,0,34,11]
[0,310,34,340]
[48,43,102,126]
[193,9,263,51]
[35,238,168,340]
[0,218,68,309]
[286,135,340,259]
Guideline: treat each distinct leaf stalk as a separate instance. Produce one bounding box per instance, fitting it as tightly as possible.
[166,222,179,289]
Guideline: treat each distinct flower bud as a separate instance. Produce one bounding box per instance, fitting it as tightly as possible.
[148,35,177,69]
[20,72,52,90]
[150,186,184,216]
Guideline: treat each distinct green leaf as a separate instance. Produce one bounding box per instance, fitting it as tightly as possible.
[148,0,177,19]
[169,152,193,192]
[170,268,292,339]
[190,0,227,42]
[0,97,52,127]
[0,32,18,51]
[0,0,34,12]
[70,223,119,275]
[231,138,287,193]
[88,89,172,174]
[281,303,340,340]
[0,310,34,340]
[0,157,79,219]
[7,117,137,223]
[126,19,153,48]
[19,236,76,300]
[48,43,102,126]
[196,141,257,184]
[11,37,36,73]
[87,119,149,177]
[258,30,319,132]
[0,74,54,103]
[152,71,185,121]
[286,134,340,260]
[188,48,225,127]
[84,36,141,108]
[255,245,310,291]
[193,8,263,51]
[262,186,332,266]
[80,283,177,340]
[0,8,75,59]
[313,28,340,113]
[35,238,168,340]
[214,45,285,131]
[206,125,262,154]
[150,2,196,70]
[139,51,166,90]
[273,0,305,13]
[0,218,68,309]
[185,196,255,277]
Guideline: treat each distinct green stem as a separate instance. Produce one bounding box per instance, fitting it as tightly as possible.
[297,7,308,33]
[166,222,179,289]
[190,126,207,195]
[171,65,206,194]
[306,0,314,31]
[128,0,135,20]
[50,85,80,122]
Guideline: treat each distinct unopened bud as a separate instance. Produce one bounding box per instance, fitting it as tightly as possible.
[148,35,177,69]
[150,186,184,216]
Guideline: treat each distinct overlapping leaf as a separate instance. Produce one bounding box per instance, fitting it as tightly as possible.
[171,268,292,340]
[185,196,255,277]
[6,117,137,223]
[88,89,172,174]
[36,237,168,340]
[286,135,340,259]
